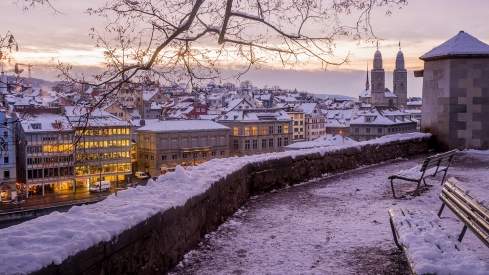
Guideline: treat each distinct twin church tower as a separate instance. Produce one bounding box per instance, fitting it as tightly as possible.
[360,42,407,108]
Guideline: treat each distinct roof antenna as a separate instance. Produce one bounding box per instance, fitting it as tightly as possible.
[376,40,379,50]
[399,41,401,50]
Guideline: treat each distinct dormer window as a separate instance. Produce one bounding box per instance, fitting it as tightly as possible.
[31,123,42,129]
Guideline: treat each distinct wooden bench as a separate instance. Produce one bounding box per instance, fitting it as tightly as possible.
[388,149,458,198]
[389,179,489,274]
[437,179,489,246]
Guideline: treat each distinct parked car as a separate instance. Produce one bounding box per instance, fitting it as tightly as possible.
[89,181,111,192]
[160,167,176,175]
[135,171,150,179]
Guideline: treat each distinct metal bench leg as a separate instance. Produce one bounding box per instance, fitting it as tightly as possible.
[389,216,402,249]
[390,178,397,199]
[415,179,422,195]
[441,169,449,185]
[433,160,441,177]
[437,203,445,217]
[458,225,468,242]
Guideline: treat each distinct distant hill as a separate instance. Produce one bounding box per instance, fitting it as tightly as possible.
[310,93,355,101]
[5,75,55,88]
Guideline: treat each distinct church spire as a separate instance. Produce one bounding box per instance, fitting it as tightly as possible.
[365,63,370,91]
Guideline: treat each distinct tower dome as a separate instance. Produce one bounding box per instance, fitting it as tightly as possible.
[395,49,405,70]
[373,49,383,69]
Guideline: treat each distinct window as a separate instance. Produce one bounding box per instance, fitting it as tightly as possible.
[245,140,251,150]
[277,137,282,147]
[220,151,225,156]
[244,127,250,136]
[251,126,258,135]
[355,128,359,133]
[277,125,282,134]
[202,152,207,158]
[269,126,274,134]
[283,124,289,134]
[262,139,267,149]
[284,137,289,146]
[183,153,188,159]
[193,152,198,158]
[269,138,274,148]
[3,170,9,179]
[211,151,216,157]
[172,154,177,160]
[377,128,382,134]
[233,139,239,150]
[3,157,8,164]
[161,155,167,161]
[233,127,239,136]
[366,128,371,134]
[252,140,258,149]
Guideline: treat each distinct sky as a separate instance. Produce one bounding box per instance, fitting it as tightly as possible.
[2,0,489,97]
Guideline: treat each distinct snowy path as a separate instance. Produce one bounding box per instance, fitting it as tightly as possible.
[172,152,489,275]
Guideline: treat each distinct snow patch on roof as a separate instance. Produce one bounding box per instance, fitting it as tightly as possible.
[421,31,489,60]
[137,119,229,132]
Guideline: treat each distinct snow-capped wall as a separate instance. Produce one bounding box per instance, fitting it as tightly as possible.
[0,133,431,275]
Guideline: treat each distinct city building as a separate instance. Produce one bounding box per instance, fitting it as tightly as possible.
[418,31,489,149]
[16,112,76,198]
[284,108,305,142]
[136,119,230,176]
[218,108,293,156]
[350,108,417,141]
[65,107,132,189]
[324,109,353,136]
[297,103,326,141]
[0,110,17,201]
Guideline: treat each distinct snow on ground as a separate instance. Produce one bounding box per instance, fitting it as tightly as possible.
[0,133,429,275]
[171,150,489,275]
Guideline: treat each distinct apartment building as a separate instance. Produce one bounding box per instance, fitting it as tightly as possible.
[218,108,293,156]
[136,119,230,176]
[349,108,417,141]
[285,109,305,142]
[0,110,17,201]
[16,113,75,197]
[65,107,132,189]
[297,103,326,141]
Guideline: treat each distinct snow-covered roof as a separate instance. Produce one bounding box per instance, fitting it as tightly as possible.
[286,134,356,150]
[137,119,229,132]
[218,108,291,122]
[143,90,158,101]
[384,91,397,98]
[20,113,72,133]
[350,108,416,126]
[297,103,318,115]
[359,89,371,98]
[407,100,422,106]
[421,31,489,61]
[64,106,129,128]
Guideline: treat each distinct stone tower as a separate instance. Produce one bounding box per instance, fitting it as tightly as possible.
[393,43,407,107]
[420,31,489,150]
[371,42,385,105]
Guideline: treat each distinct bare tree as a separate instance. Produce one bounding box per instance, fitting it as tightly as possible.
[58,0,406,104]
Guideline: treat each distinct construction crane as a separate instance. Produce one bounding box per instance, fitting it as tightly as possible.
[15,63,33,81]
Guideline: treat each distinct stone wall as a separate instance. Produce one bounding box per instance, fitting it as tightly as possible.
[32,135,432,275]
